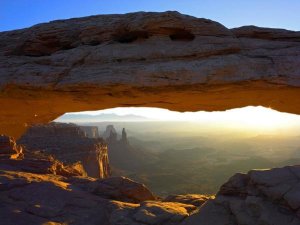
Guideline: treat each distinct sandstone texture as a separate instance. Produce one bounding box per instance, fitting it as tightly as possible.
[0,136,194,225]
[2,138,300,225]
[182,166,300,225]
[0,135,86,177]
[79,125,100,138]
[0,11,299,138]
[164,194,214,207]
[18,122,111,178]
[0,135,23,159]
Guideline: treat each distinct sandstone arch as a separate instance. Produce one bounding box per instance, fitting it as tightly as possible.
[0,11,300,138]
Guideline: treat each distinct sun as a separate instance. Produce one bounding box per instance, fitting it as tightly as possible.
[219,106,300,130]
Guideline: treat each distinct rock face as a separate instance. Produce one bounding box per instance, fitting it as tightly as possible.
[79,176,157,203]
[0,169,184,225]
[1,136,300,224]
[103,125,118,140]
[164,194,213,207]
[182,166,300,225]
[121,128,128,144]
[0,11,300,138]
[104,125,157,172]
[0,148,157,225]
[0,135,23,159]
[0,135,192,225]
[2,141,300,225]
[18,122,110,178]
[0,135,86,177]
[79,125,99,138]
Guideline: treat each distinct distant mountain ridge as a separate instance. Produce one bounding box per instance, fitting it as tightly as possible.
[56,113,150,122]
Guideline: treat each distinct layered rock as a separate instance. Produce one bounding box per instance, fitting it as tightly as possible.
[2,146,300,225]
[0,143,164,225]
[0,164,157,225]
[0,11,300,138]
[104,125,157,172]
[0,135,86,177]
[103,125,118,140]
[181,166,300,225]
[1,137,300,224]
[164,194,214,207]
[18,122,110,178]
[0,166,195,225]
[0,135,23,159]
[121,128,128,144]
[111,200,196,225]
[79,125,99,138]
[72,176,156,203]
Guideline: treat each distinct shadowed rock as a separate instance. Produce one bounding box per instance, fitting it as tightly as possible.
[0,135,23,159]
[1,138,300,225]
[18,122,111,178]
[164,194,214,207]
[181,166,300,225]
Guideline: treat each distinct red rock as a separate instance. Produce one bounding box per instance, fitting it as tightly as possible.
[0,12,300,138]
[86,176,156,203]
[0,135,23,159]
[18,122,111,178]
[0,135,85,177]
[164,194,213,207]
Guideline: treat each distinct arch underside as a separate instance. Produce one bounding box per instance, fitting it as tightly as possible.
[1,81,300,138]
[0,11,300,138]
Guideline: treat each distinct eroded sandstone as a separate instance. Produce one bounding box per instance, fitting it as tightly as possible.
[0,11,299,138]
[1,11,300,224]
[18,122,111,178]
[181,166,300,225]
[2,140,300,225]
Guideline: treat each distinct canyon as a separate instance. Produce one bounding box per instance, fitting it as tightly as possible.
[1,11,300,225]
[18,122,110,178]
[2,134,300,224]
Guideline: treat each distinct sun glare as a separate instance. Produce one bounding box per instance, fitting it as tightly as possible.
[57,106,300,132]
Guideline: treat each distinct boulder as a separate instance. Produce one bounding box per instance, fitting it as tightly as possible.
[181,166,300,225]
[0,135,86,177]
[85,176,156,203]
[164,194,213,207]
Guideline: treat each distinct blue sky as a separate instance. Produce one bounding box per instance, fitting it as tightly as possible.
[1,0,300,32]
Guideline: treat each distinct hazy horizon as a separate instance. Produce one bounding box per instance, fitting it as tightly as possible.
[55,106,300,136]
[54,106,300,195]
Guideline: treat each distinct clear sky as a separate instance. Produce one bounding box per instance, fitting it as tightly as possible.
[1,0,300,32]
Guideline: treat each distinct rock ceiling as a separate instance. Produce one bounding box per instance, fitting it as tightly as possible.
[0,11,300,137]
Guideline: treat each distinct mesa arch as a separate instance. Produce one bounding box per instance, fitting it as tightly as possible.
[0,11,300,138]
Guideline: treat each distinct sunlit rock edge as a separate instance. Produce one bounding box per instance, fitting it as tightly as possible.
[1,135,300,225]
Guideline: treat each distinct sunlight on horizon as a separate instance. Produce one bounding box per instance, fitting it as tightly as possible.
[56,106,300,132]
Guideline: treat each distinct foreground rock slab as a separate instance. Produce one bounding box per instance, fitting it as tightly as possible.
[1,138,300,225]
[2,163,300,224]
[181,166,300,225]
